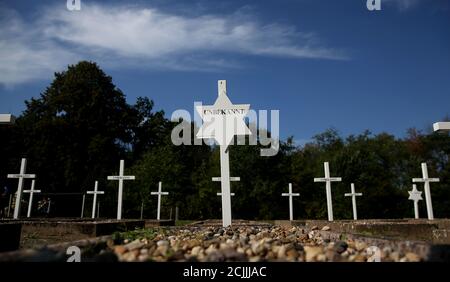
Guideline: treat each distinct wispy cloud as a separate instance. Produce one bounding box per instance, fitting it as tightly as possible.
[0,3,346,86]
[384,0,421,11]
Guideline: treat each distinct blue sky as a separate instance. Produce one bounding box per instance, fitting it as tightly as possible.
[0,0,449,144]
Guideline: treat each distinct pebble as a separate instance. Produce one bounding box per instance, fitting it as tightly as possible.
[355,241,367,252]
[334,241,348,254]
[304,246,322,262]
[405,252,420,262]
[321,226,331,231]
[124,239,144,251]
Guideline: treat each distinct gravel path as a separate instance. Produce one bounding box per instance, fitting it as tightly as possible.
[109,225,423,262]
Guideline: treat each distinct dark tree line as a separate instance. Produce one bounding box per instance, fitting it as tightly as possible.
[0,61,449,220]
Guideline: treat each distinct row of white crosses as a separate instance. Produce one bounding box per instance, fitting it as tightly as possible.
[282,162,362,222]
[107,160,169,220]
[286,160,440,222]
[5,158,169,220]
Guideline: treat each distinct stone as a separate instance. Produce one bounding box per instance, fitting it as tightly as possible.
[334,241,348,254]
[321,226,331,231]
[405,252,420,262]
[317,254,327,262]
[157,240,169,247]
[311,226,319,231]
[191,246,202,256]
[286,249,299,260]
[114,245,127,255]
[354,241,367,252]
[389,251,400,262]
[304,246,322,262]
[137,254,149,262]
[277,245,287,259]
[124,239,144,251]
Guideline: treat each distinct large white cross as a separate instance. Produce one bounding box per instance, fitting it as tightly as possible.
[412,162,439,220]
[87,181,104,219]
[196,80,251,227]
[7,158,36,219]
[344,183,362,220]
[281,183,300,221]
[408,184,423,219]
[314,162,342,221]
[107,160,135,220]
[23,179,41,218]
[151,181,169,220]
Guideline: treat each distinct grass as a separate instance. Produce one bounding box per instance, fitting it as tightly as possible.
[112,227,161,243]
[175,220,195,226]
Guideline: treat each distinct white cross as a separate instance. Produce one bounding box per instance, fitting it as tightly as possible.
[107,160,135,220]
[344,183,362,220]
[314,162,342,221]
[7,158,36,219]
[281,183,300,221]
[151,181,169,220]
[433,122,450,132]
[412,162,439,220]
[23,179,41,218]
[87,181,104,219]
[408,184,423,219]
[196,80,251,227]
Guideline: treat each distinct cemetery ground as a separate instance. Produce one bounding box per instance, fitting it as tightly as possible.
[1,219,450,262]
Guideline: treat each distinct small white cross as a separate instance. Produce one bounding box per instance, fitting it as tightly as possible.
[107,160,135,220]
[151,181,169,220]
[23,180,41,218]
[7,158,36,219]
[314,162,342,221]
[412,162,439,220]
[344,183,362,220]
[281,183,300,221]
[87,181,104,219]
[408,184,423,219]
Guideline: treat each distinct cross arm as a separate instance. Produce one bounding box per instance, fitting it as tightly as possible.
[412,178,440,183]
[23,189,41,193]
[7,174,36,178]
[345,193,362,196]
[314,177,342,182]
[282,193,300,196]
[87,191,105,194]
[433,122,450,132]
[212,177,240,182]
[108,176,136,180]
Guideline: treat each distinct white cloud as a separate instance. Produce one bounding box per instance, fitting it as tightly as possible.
[383,0,421,11]
[0,3,346,86]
